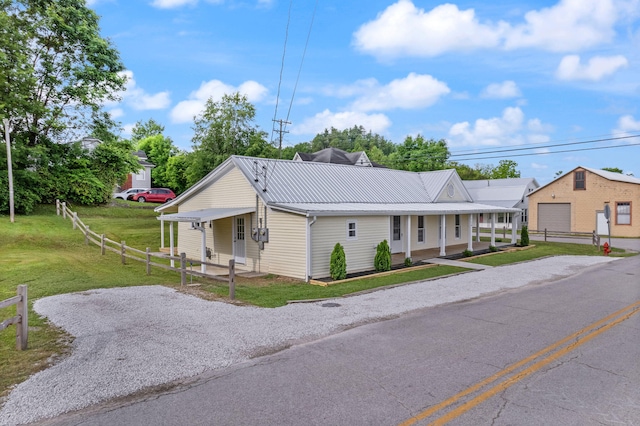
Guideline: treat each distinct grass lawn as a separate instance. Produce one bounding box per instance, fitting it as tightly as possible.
[0,203,635,400]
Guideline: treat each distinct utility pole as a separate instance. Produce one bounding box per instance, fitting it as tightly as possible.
[272,118,290,158]
[3,118,14,223]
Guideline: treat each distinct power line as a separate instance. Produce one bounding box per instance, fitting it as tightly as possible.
[449,134,640,158]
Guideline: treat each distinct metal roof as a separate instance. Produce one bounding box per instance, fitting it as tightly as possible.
[270,202,521,217]
[157,207,255,222]
[233,156,436,204]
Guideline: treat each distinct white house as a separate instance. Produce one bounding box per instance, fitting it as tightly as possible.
[463,178,539,230]
[155,156,520,281]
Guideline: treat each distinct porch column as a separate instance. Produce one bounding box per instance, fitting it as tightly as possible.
[406,215,412,260]
[160,215,165,248]
[200,228,206,274]
[476,214,480,242]
[491,213,496,247]
[467,214,473,251]
[511,213,518,244]
[169,222,175,268]
[439,215,446,256]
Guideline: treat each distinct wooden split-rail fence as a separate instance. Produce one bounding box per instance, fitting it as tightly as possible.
[56,200,236,299]
[0,285,28,350]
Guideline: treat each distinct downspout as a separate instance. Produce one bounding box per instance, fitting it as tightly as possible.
[191,222,207,274]
[306,216,317,282]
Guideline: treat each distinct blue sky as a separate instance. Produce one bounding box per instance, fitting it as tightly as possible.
[91,0,640,184]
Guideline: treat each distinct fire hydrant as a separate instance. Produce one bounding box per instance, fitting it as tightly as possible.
[603,242,611,256]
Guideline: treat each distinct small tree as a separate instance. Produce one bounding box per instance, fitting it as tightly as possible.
[374,240,391,272]
[520,225,529,247]
[330,243,347,280]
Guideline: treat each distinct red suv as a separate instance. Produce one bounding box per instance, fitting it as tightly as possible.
[132,188,176,203]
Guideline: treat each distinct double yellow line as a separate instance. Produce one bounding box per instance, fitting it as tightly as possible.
[400,300,640,426]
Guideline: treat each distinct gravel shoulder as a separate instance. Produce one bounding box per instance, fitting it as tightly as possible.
[0,256,619,425]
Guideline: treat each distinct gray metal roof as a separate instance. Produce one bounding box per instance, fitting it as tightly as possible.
[233,156,436,204]
[157,207,255,222]
[270,202,521,217]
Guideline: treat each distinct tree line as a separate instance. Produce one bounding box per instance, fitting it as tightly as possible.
[0,0,520,215]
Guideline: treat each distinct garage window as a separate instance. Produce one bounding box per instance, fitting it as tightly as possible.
[574,171,585,190]
[616,202,631,225]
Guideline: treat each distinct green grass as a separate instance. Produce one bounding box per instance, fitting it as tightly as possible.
[468,241,632,267]
[197,265,468,308]
[0,203,636,400]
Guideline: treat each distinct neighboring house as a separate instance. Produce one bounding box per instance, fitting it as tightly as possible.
[463,178,539,230]
[155,155,520,281]
[120,150,154,191]
[528,166,640,237]
[293,147,384,167]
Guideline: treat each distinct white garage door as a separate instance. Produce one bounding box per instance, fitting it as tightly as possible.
[538,203,571,232]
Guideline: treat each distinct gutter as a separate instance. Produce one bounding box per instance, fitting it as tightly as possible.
[306,215,317,282]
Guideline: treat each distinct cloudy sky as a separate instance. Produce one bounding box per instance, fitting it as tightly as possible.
[91,0,640,183]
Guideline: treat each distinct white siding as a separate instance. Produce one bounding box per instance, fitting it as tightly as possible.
[311,216,388,278]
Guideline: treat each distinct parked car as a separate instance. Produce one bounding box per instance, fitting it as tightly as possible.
[131,188,176,203]
[112,188,148,200]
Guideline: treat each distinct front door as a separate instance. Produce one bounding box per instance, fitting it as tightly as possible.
[390,215,403,253]
[234,216,246,264]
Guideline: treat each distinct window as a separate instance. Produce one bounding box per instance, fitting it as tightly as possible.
[521,209,528,224]
[574,170,586,190]
[417,216,425,243]
[455,215,461,239]
[616,202,631,225]
[498,212,505,223]
[347,220,357,240]
[135,169,146,181]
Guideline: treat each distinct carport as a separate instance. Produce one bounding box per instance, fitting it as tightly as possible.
[157,207,255,272]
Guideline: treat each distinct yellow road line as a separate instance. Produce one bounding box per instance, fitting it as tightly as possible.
[400,300,640,426]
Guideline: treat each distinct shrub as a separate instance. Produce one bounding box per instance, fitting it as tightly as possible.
[489,245,498,252]
[404,257,412,267]
[462,249,473,257]
[374,240,391,272]
[520,225,529,247]
[330,243,347,280]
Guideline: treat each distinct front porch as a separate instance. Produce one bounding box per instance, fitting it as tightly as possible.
[390,241,512,265]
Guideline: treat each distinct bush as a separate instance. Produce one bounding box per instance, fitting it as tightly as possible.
[374,240,391,272]
[330,243,347,280]
[404,257,412,267]
[462,249,473,257]
[489,245,498,252]
[520,225,529,247]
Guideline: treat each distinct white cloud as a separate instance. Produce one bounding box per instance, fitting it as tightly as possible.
[353,0,627,59]
[292,110,391,136]
[504,0,618,51]
[448,107,551,148]
[170,79,268,124]
[481,81,521,99]
[108,108,124,119]
[350,73,450,111]
[614,114,640,136]
[119,70,171,111]
[150,0,198,8]
[556,55,628,81]
[531,162,548,169]
[353,1,504,59]
[122,123,135,136]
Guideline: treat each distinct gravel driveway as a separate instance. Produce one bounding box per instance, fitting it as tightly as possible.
[0,256,619,425]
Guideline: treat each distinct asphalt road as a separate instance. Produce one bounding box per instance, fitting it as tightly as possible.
[42,256,640,426]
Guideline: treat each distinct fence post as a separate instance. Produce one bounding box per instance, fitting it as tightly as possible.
[121,241,126,265]
[146,248,151,275]
[544,228,547,242]
[229,259,235,300]
[56,199,60,216]
[62,202,66,219]
[85,225,90,245]
[101,234,105,255]
[503,226,506,239]
[72,212,77,230]
[16,285,27,350]
[180,253,187,286]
